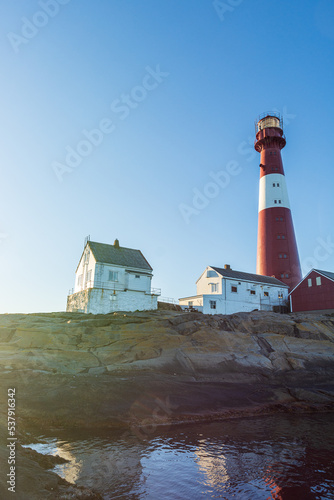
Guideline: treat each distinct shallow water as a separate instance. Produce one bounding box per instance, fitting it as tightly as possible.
[23,413,334,499]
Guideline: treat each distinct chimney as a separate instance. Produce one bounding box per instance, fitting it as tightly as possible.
[114,239,120,248]
[224,264,231,270]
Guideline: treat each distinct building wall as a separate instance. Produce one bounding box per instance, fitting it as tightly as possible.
[180,266,289,315]
[74,247,96,293]
[67,288,158,314]
[94,263,152,292]
[290,271,334,312]
[197,268,221,296]
[179,295,203,312]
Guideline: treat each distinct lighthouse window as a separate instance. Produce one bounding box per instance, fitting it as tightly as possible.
[277,235,281,239]
[282,235,285,239]
[279,254,282,259]
[278,200,281,204]
[281,273,284,278]
[273,183,276,187]
[285,274,289,278]
[277,183,280,187]
[283,254,287,258]
[274,200,277,204]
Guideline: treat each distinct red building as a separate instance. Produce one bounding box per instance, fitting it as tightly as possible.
[289,269,334,313]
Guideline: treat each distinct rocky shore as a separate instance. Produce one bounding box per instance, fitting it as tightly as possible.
[1,309,334,498]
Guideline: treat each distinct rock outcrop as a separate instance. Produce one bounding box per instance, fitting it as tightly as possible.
[0,309,334,428]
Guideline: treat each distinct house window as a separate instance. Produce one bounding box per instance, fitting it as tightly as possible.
[279,254,282,259]
[211,283,218,292]
[188,301,193,306]
[285,274,289,278]
[250,290,256,295]
[207,270,218,278]
[316,276,321,286]
[109,271,119,282]
[135,275,140,279]
[278,200,281,204]
[283,254,287,259]
[86,270,92,283]
[273,183,276,187]
[84,250,90,264]
[278,292,283,299]
[274,200,277,204]
[277,183,280,187]
[281,273,284,278]
[231,286,237,293]
[282,235,285,239]
[210,300,216,309]
[77,274,83,287]
[308,278,312,287]
[264,291,269,297]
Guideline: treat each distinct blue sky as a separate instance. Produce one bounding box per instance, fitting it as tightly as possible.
[0,0,333,313]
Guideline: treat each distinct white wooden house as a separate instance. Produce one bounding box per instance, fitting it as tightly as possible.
[66,239,160,314]
[179,265,289,315]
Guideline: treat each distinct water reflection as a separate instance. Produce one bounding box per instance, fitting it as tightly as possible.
[24,413,334,499]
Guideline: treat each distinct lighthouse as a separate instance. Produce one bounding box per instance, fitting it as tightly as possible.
[255,112,302,290]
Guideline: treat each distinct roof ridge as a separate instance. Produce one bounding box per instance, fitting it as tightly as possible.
[89,241,141,252]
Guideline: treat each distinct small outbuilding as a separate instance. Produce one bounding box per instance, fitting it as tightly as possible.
[66,239,160,314]
[289,269,334,313]
[179,265,289,315]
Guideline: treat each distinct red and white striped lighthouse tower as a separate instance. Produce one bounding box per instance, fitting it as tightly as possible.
[255,112,302,290]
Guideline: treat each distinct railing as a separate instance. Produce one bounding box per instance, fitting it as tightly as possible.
[68,281,161,296]
[158,296,179,304]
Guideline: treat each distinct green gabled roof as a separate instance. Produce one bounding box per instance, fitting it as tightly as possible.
[88,241,152,271]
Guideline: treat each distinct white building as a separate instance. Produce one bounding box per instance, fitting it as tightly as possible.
[66,239,160,314]
[179,265,289,315]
